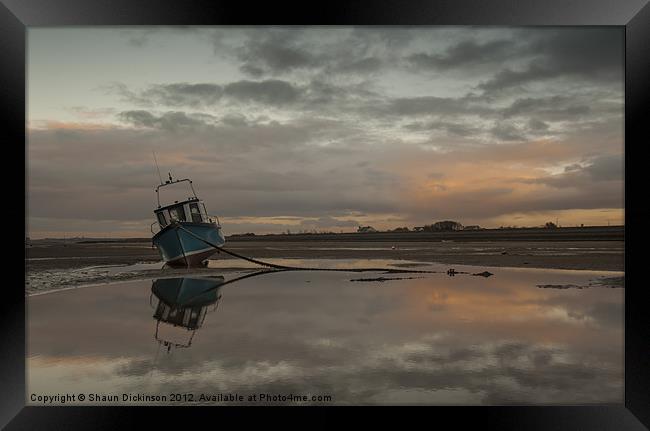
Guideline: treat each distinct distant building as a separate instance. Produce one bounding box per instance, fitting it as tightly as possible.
[463,225,481,231]
[357,226,377,233]
[413,226,425,232]
[429,220,464,231]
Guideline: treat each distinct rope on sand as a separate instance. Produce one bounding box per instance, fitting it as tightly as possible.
[175,224,493,277]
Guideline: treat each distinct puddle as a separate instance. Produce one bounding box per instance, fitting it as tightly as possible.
[27,263,623,405]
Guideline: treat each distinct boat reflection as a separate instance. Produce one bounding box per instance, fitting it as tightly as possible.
[150,270,279,352]
[151,277,225,352]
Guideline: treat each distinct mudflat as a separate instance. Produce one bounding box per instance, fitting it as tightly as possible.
[26,227,624,272]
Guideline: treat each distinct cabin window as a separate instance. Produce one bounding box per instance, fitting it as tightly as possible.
[169,205,186,222]
[156,212,168,227]
[189,203,203,222]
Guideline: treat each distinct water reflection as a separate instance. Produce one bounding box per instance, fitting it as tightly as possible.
[151,277,225,351]
[150,271,277,353]
[27,264,624,405]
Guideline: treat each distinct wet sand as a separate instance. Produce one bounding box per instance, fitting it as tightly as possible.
[26,237,624,273]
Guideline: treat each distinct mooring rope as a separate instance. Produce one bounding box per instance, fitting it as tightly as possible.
[174,224,493,277]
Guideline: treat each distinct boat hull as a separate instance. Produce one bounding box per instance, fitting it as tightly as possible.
[152,222,225,268]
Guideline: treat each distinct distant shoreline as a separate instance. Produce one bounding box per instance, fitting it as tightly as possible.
[29,225,624,244]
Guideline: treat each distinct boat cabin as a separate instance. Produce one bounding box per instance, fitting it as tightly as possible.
[153,176,217,231]
[154,299,210,331]
[154,198,211,229]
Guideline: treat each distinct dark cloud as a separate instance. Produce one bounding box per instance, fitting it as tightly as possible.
[479,28,623,93]
[119,110,158,127]
[378,96,490,118]
[106,78,385,119]
[336,57,383,74]
[527,118,549,132]
[220,113,249,127]
[239,63,265,77]
[234,28,410,78]
[223,79,302,105]
[480,62,558,93]
[501,96,591,120]
[490,122,526,141]
[238,33,320,76]
[408,39,517,70]
[527,154,624,190]
[404,120,481,137]
[109,80,302,108]
[530,28,623,78]
[119,110,213,132]
[302,80,381,110]
[584,154,624,181]
[141,83,223,107]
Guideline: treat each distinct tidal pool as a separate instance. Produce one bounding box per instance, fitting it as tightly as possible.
[27,261,623,405]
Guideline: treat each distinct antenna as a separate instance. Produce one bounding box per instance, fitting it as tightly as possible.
[152,151,163,185]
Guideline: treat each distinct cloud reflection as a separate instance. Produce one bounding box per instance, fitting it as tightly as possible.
[27,266,623,404]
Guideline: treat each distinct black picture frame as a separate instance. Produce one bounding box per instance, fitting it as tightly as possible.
[4,0,649,428]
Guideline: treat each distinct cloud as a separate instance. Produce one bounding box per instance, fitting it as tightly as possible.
[237,31,321,76]
[119,110,214,131]
[479,28,623,93]
[376,95,490,118]
[501,96,591,120]
[404,120,481,137]
[28,118,624,234]
[407,39,518,70]
[27,27,624,237]
[222,80,302,105]
[479,63,558,93]
[584,154,624,181]
[141,83,223,107]
[107,80,302,108]
[527,118,549,132]
[298,216,360,231]
[336,57,383,74]
[234,28,408,78]
[220,113,249,127]
[490,122,526,141]
[101,82,153,106]
[527,154,624,189]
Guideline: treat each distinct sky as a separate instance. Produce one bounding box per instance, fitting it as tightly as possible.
[27,27,624,238]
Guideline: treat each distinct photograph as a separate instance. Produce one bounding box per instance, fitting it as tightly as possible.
[23,25,627,407]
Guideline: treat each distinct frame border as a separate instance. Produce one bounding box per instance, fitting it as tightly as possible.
[4,0,649,428]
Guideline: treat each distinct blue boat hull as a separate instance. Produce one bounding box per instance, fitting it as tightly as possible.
[152,222,225,267]
[152,277,225,308]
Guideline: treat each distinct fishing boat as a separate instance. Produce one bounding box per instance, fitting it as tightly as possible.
[151,173,225,267]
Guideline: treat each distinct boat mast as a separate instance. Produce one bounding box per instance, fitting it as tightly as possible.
[152,151,164,186]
